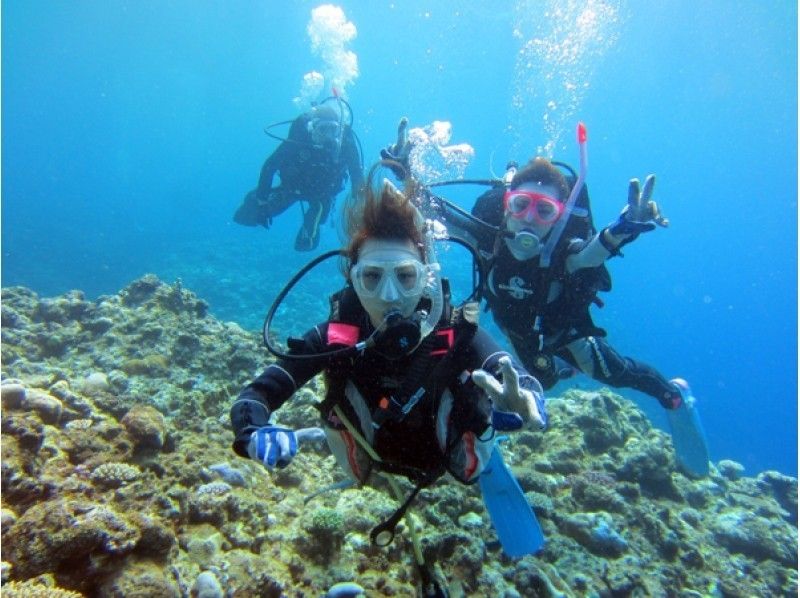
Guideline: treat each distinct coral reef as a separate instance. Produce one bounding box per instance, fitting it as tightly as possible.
[90,462,141,488]
[1,277,797,597]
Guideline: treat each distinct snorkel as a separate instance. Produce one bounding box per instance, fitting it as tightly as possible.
[419,218,445,342]
[540,122,588,267]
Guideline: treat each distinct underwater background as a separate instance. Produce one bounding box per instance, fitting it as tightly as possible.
[2,2,798,596]
[2,1,797,480]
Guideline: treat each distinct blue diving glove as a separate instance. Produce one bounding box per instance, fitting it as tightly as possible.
[247,426,325,469]
[608,174,669,236]
[380,117,412,179]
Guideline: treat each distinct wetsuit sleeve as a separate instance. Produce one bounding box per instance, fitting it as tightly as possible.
[421,185,502,259]
[461,327,546,423]
[257,115,310,196]
[229,323,330,457]
[256,144,286,196]
[565,233,616,273]
[434,199,496,255]
[468,328,542,395]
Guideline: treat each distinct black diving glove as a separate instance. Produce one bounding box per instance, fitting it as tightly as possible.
[610,174,669,234]
[380,116,413,179]
[604,175,669,251]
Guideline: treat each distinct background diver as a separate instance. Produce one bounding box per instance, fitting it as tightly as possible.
[382,118,710,478]
[234,96,364,251]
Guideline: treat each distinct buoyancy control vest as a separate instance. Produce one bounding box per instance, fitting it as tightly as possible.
[320,283,491,485]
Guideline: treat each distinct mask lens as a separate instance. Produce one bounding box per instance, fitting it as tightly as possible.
[358,265,385,293]
[352,260,425,299]
[508,193,532,215]
[394,264,420,291]
[535,199,559,222]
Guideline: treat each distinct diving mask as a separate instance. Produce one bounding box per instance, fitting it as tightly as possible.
[309,118,343,150]
[504,189,564,225]
[350,258,428,300]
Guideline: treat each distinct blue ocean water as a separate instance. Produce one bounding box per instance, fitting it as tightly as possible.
[2,1,796,477]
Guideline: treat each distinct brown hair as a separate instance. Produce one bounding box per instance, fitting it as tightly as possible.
[341,161,425,274]
[511,157,569,200]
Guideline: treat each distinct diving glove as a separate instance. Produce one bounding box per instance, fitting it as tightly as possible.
[380,116,412,178]
[609,174,669,236]
[247,426,325,469]
[473,356,547,430]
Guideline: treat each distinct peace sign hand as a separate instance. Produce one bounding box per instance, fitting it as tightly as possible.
[608,174,669,237]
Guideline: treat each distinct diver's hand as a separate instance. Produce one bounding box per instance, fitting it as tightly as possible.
[380,117,412,178]
[610,175,669,236]
[472,357,546,430]
[247,426,325,469]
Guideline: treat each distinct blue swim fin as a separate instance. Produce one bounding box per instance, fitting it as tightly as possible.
[479,446,545,557]
[667,379,710,478]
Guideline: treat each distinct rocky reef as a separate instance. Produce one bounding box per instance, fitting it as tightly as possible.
[1,276,797,597]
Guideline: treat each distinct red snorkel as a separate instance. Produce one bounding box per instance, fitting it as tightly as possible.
[540,122,588,267]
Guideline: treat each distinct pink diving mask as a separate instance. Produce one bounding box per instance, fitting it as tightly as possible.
[503,190,565,225]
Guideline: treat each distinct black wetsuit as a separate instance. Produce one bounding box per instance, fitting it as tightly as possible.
[230,291,543,483]
[234,114,364,251]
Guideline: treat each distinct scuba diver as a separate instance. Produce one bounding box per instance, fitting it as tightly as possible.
[234,96,364,251]
[382,119,710,478]
[229,163,546,595]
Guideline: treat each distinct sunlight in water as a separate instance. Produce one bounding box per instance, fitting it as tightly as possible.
[510,0,623,158]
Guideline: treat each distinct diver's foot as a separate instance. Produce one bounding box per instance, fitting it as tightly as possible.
[295,205,323,251]
[234,190,273,228]
[294,226,320,251]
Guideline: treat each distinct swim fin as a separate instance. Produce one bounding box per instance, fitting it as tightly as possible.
[667,378,710,478]
[479,446,545,557]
